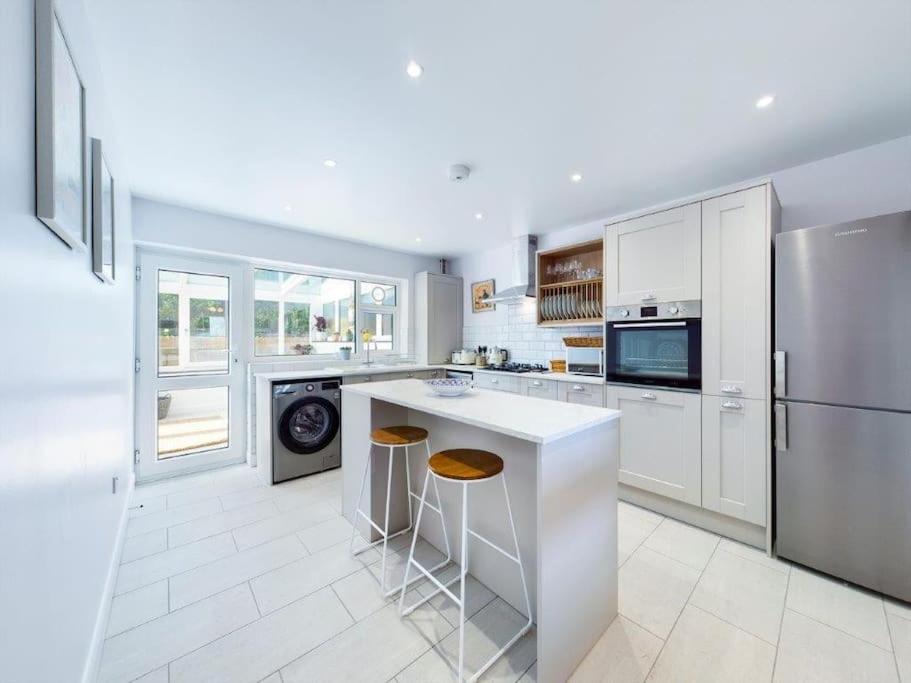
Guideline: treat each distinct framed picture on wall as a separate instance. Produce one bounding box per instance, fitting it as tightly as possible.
[91,138,115,282]
[35,0,88,250]
[471,279,496,313]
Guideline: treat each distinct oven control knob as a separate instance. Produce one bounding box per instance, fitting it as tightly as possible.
[668,305,679,315]
[619,309,629,318]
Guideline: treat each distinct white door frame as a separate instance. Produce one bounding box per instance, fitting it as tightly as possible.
[135,249,248,481]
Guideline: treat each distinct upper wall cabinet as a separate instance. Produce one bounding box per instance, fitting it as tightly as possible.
[605,203,701,306]
[701,186,770,400]
[536,239,604,327]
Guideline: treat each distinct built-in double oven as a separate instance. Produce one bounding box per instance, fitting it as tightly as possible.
[604,300,701,390]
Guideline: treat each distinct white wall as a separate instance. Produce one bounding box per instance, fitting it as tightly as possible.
[0,1,136,681]
[451,135,911,358]
[133,197,440,284]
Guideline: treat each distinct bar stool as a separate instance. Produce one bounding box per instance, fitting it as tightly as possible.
[350,425,451,597]
[399,449,532,682]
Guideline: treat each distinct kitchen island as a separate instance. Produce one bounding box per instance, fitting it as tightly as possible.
[341,379,621,682]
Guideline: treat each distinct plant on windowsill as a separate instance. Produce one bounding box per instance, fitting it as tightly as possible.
[338,346,352,360]
[310,315,328,342]
[293,343,313,355]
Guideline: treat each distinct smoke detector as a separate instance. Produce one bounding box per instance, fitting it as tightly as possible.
[448,164,471,182]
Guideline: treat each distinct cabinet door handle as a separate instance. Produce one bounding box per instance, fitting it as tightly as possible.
[721,400,743,410]
[641,392,657,400]
[721,384,742,394]
[532,380,542,387]
[641,293,657,302]
[365,376,372,382]
[407,373,415,378]
[490,378,499,384]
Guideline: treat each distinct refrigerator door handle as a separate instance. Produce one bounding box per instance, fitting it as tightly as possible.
[774,351,787,397]
[775,403,788,451]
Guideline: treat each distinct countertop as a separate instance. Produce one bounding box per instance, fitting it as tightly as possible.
[254,363,438,382]
[439,364,606,385]
[342,378,620,444]
[253,363,606,385]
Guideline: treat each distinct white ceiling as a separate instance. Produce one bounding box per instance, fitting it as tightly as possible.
[86,0,911,256]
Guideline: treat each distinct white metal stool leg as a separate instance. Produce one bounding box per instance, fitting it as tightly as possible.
[400,470,532,683]
[351,438,451,598]
[397,447,453,601]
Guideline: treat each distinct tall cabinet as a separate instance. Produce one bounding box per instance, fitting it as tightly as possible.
[605,182,779,545]
[700,184,778,528]
[414,272,463,364]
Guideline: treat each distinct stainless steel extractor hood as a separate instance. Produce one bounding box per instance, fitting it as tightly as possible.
[486,235,538,304]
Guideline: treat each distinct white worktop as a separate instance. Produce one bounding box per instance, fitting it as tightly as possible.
[440,364,605,385]
[254,363,437,382]
[342,378,619,444]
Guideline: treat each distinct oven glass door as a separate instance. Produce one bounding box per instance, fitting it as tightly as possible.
[606,319,701,389]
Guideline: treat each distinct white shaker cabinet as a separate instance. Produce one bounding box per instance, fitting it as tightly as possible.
[701,186,770,400]
[605,202,701,306]
[414,272,463,365]
[524,377,558,400]
[473,372,521,394]
[605,385,702,506]
[701,395,766,526]
[558,381,604,407]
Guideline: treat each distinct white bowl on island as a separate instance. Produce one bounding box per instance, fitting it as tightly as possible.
[424,378,472,397]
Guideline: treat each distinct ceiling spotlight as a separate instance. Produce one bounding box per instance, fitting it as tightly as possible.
[755,94,775,109]
[323,159,337,168]
[570,173,583,183]
[415,237,423,243]
[474,213,484,220]
[406,60,424,79]
[283,204,292,212]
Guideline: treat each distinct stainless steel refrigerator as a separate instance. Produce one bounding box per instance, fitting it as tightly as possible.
[775,210,911,602]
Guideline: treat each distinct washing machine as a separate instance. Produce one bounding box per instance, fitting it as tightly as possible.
[271,378,342,484]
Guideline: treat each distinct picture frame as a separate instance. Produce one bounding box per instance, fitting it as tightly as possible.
[471,279,496,313]
[91,138,115,283]
[35,0,88,250]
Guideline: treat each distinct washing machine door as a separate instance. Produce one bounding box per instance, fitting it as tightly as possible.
[277,396,340,455]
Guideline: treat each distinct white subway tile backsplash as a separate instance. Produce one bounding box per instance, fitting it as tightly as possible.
[463,302,601,364]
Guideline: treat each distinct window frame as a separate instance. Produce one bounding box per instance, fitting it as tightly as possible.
[251,266,402,360]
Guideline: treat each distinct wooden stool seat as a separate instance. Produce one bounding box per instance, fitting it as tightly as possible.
[429,449,504,481]
[370,425,429,446]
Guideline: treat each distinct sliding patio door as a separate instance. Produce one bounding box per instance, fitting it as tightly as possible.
[135,251,247,480]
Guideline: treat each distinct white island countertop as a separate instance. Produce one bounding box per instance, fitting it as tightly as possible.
[342,378,619,444]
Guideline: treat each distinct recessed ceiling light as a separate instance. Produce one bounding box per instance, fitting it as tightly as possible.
[475,213,484,220]
[570,173,583,183]
[283,204,292,212]
[415,237,423,243]
[406,60,424,79]
[323,159,337,168]
[755,94,775,109]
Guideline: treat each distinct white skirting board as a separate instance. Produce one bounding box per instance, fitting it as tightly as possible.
[619,483,769,552]
[81,473,133,683]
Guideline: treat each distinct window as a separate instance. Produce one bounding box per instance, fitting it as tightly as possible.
[158,270,230,374]
[253,269,398,357]
[253,269,356,356]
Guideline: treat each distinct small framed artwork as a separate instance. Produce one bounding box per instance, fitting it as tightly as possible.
[91,138,115,282]
[36,0,88,250]
[471,279,496,313]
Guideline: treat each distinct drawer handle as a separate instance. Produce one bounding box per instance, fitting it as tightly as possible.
[721,385,742,394]
[722,400,743,410]
[572,384,585,392]
[407,373,415,378]
[641,392,657,400]
[490,378,499,384]
[532,380,542,387]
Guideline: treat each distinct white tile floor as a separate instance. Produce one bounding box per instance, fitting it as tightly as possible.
[100,464,911,683]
